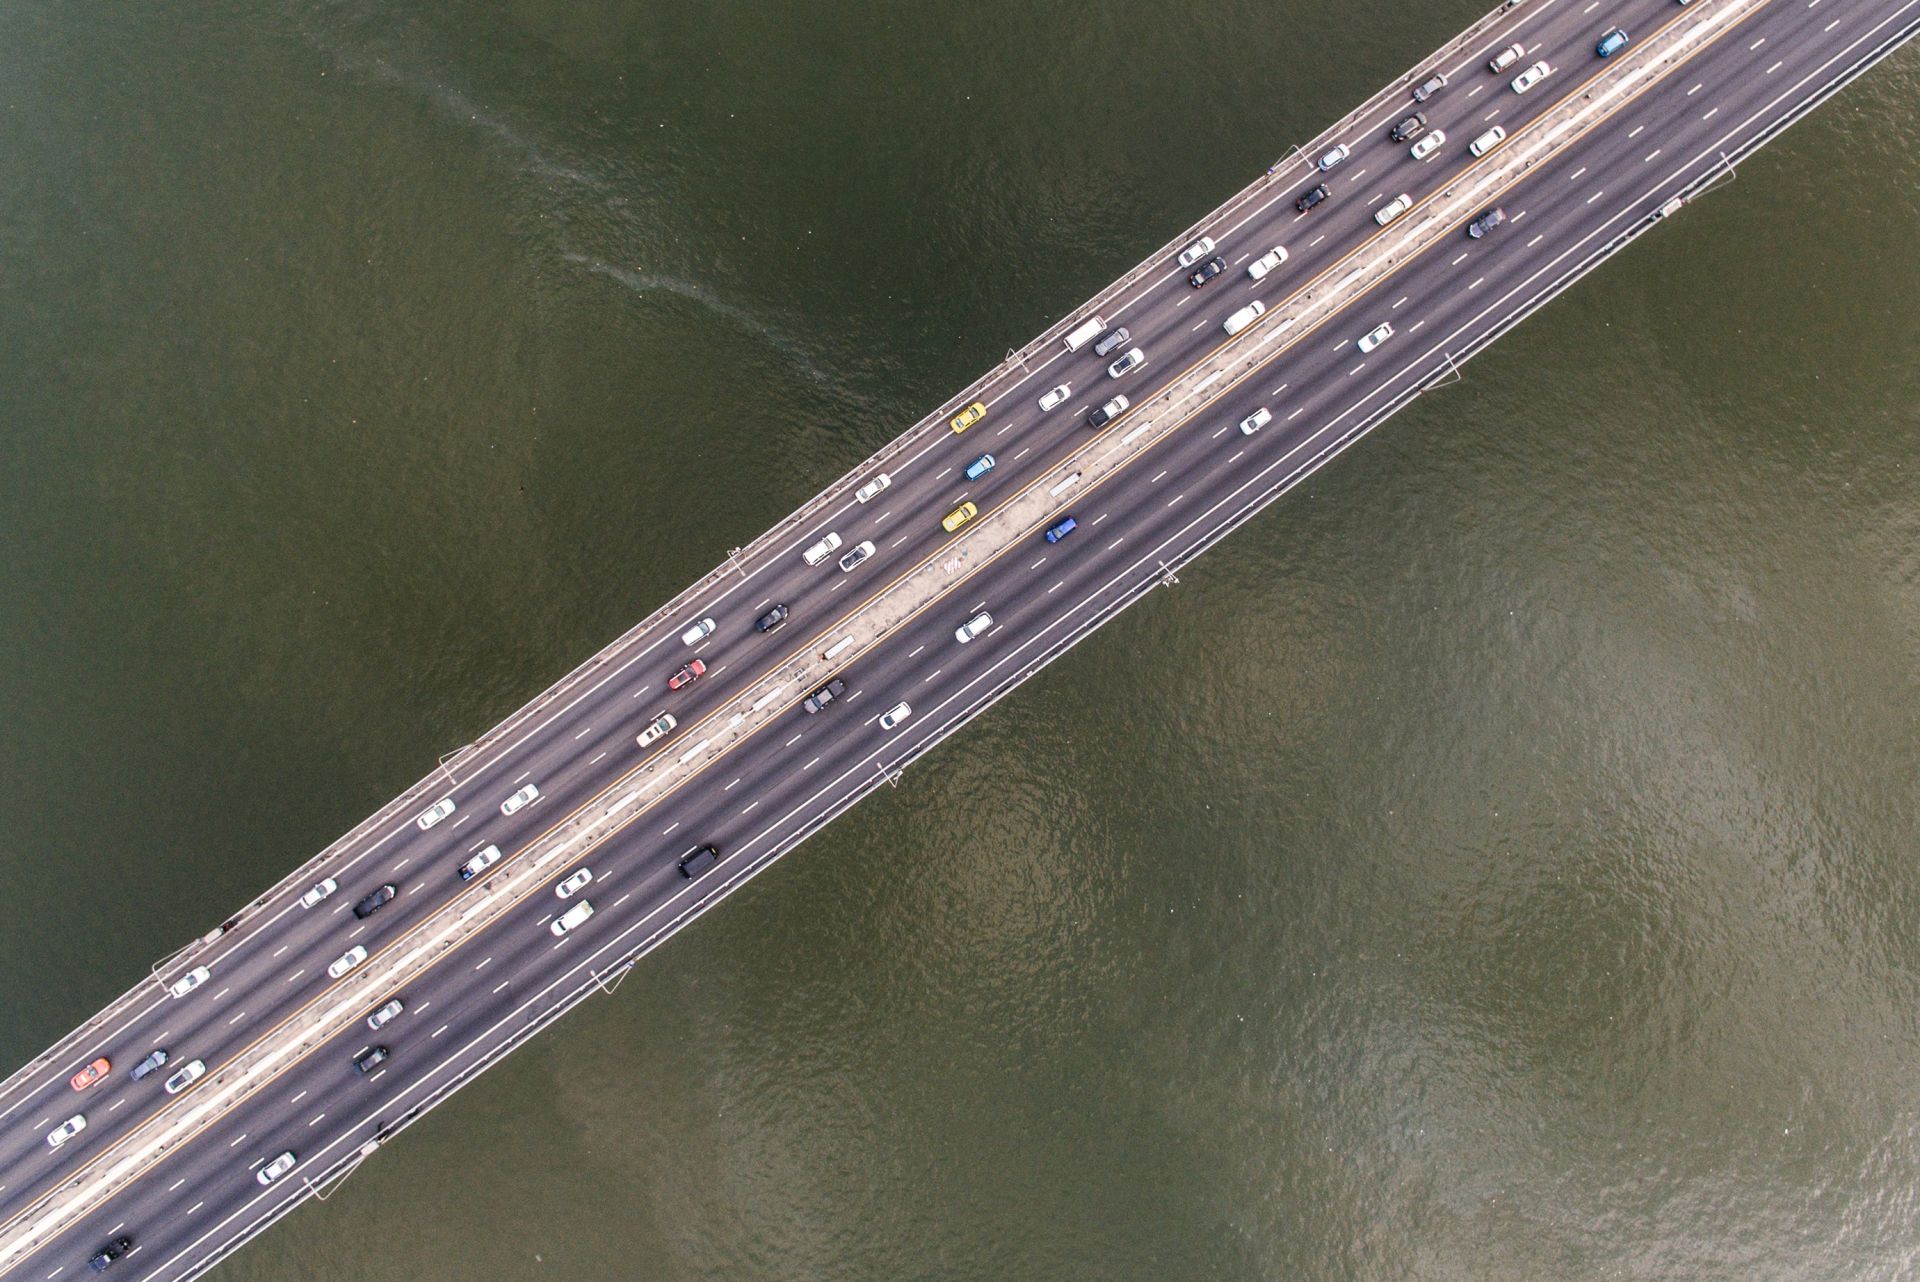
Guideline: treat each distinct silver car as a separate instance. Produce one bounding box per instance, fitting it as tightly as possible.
[299,878,338,909]
[367,999,405,1031]
[954,611,993,644]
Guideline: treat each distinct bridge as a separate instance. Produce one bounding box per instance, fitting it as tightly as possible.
[3,0,1915,1275]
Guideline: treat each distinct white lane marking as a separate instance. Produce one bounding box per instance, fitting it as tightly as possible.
[663,820,681,836]
[450,814,470,830]
[409,880,426,896]
[1686,82,1703,95]
[1107,537,1126,551]
[272,945,289,959]
[1211,423,1232,439]
[1467,84,1483,99]
[107,1097,126,1114]
[168,1178,186,1192]
[1348,362,1366,376]
[1287,406,1306,421]
[1030,557,1047,570]
[1585,189,1605,204]
[493,981,510,995]
[1644,148,1662,162]
[723,778,740,792]
[187,1202,203,1215]
[873,509,891,525]
[391,856,409,871]
[1228,450,1245,463]
[1090,512,1109,526]
[227,1011,247,1026]
[996,422,1014,436]
[572,726,593,741]
[889,533,911,549]
[1451,252,1469,266]
[804,757,820,770]
[1166,493,1184,508]
[614,894,631,908]
[1189,316,1211,333]
[1013,446,1031,461]
[416,1000,431,1014]
[1308,235,1325,247]
[431,1024,449,1039]
[935,467,952,479]
[289,1090,306,1105]
[1766,60,1783,74]
[590,751,607,765]
[923,669,942,684]
[1703,105,1720,120]
[784,733,802,747]
[212,988,231,1001]
[1468,277,1484,291]
[227,1133,247,1149]
[1150,470,1168,483]
[1408,320,1425,333]
[1511,209,1527,222]
[1270,382,1288,396]
[741,801,759,815]
[284,970,304,984]
[1569,166,1587,181]
[1629,124,1645,139]
[1750,36,1767,50]
[474,956,492,973]
[1391,296,1408,310]
[1527,234,1544,248]
[307,1112,326,1128]
[1047,580,1066,594]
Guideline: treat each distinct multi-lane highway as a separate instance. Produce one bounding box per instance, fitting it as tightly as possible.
[5,0,1916,1275]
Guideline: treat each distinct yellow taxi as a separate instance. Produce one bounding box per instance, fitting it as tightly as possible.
[950,401,987,433]
[941,502,979,533]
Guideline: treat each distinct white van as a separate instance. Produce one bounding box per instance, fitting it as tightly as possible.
[551,901,594,938]
[801,531,843,566]
[1063,316,1105,352]
[1223,300,1267,336]
[1470,125,1507,158]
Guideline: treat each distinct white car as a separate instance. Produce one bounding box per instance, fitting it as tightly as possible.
[1374,193,1413,227]
[299,878,338,909]
[415,797,455,830]
[46,1115,86,1149]
[555,867,593,899]
[1176,236,1216,268]
[1469,125,1507,158]
[1410,130,1446,161]
[551,901,594,938]
[500,783,540,816]
[879,701,912,731]
[1107,348,1145,379]
[257,1151,297,1186]
[163,1059,206,1096]
[459,844,502,882]
[635,712,677,749]
[954,611,992,644]
[1223,300,1266,336]
[1357,322,1395,353]
[327,945,369,980]
[1488,42,1525,73]
[1038,384,1072,412]
[838,540,875,573]
[854,473,891,503]
[1246,247,1288,280]
[801,531,842,566]
[679,617,715,646]
[1239,407,1272,436]
[1511,60,1552,94]
[1316,142,1350,171]
[166,966,210,1000]
[367,999,405,1031]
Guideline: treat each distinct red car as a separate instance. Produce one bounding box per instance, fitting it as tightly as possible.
[668,658,707,691]
[69,1058,110,1092]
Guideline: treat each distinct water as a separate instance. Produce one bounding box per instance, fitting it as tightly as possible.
[3,0,1920,1278]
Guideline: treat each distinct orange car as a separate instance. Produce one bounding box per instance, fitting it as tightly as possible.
[69,1058,110,1092]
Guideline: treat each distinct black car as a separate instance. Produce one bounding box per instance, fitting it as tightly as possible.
[1092,326,1130,358]
[1187,255,1226,288]
[353,884,397,920]
[1389,111,1426,143]
[89,1237,132,1272]
[1296,184,1330,213]
[802,678,846,714]
[678,844,722,879]
[754,603,789,633]
[129,1048,169,1082]
[1468,206,1507,239]
[354,1046,390,1075]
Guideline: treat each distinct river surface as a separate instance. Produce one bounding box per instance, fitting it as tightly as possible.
[3,0,1919,1278]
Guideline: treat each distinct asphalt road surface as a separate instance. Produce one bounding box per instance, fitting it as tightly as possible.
[3,0,1915,1277]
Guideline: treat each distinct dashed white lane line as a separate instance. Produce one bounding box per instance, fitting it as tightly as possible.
[1150,469,1168,483]
[107,1097,126,1114]
[272,945,289,959]
[1822,15,1838,28]
[227,1133,247,1149]
[168,1178,187,1192]
[1348,362,1366,376]
[1228,449,1245,463]
[1287,406,1306,421]
[47,1266,62,1279]
[1527,233,1545,248]
[1702,105,1719,120]
[284,970,304,984]
[474,956,492,973]
[1165,493,1185,508]
[1686,82,1703,95]
[572,726,593,741]
[1308,234,1326,247]
[391,856,409,871]
[741,801,759,815]
[431,1024,449,1039]
[662,820,681,836]
[1270,381,1288,396]
[187,1202,203,1216]
[289,1090,307,1105]
[1749,36,1766,50]
[1511,209,1527,222]
[1569,166,1587,181]
[1467,84,1484,99]
[1765,60,1783,74]
[804,756,820,770]
[1047,580,1066,594]
[1013,446,1030,461]
[307,1112,326,1128]
[1583,0,1598,12]
[1391,296,1409,310]
[1585,189,1605,204]
[923,669,942,684]
[416,1000,431,1015]
[723,778,740,792]
[212,988,230,1002]
[1629,124,1645,138]
[409,880,426,896]
[1409,319,1426,333]
[1644,148,1662,162]
[1482,107,1502,122]
[450,814,470,830]
[1211,423,1232,439]
[1189,317,1211,333]
[614,893,631,909]
[1108,537,1126,551]
[872,509,891,525]
[227,1010,247,1026]
[1451,252,1469,266]
[1469,277,1485,290]
[1090,512,1109,526]
[889,533,911,549]
[935,467,952,479]
[493,980,510,995]
[1030,556,1047,570]
[996,422,1014,436]
[784,733,803,747]
[513,770,531,784]
[908,644,925,657]
[589,750,607,765]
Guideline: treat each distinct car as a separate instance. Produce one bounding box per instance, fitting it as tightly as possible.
[1470,125,1507,158]
[299,878,338,909]
[163,1059,206,1095]
[1092,326,1131,358]
[1296,184,1330,213]
[668,658,707,690]
[69,1058,110,1092]
[256,1151,297,1186]
[679,617,715,646]
[87,1236,132,1272]
[327,945,369,980]
[1389,112,1426,143]
[838,540,875,572]
[1512,60,1552,94]
[555,867,593,899]
[753,604,789,634]
[47,1115,86,1148]
[458,844,502,881]
[500,783,540,816]
[964,453,996,481]
[1247,247,1288,280]
[166,966,210,1000]
[129,1048,169,1081]
[1469,207,1508,239]
[854,473,891,503]
[1176,236,1216,268]
[1410,130,1447,161]
[1357,322,1395,353]
[1239,407,1272,436]
[1596,27,1629,57]
[1107,347,1145,378]
[415,797,455,830]
[878,701,912,730]
[942,502,978,534]
[636,711,678,748]
[1187,256,1226,288]
[801,531,842,566]
[1316,143,1350,172]
[1489,42,1525,73]
[1044,516,1078,544]
[1223,300,1266,336]
[1373,193,1413,227]
[950,401,986,433]
[353,883,397,920]
[677,845,722,878]
[367,998,405,1031]
[1089,395,1129,428]
[802,678,847,714]
[1412,69,1448,102]
[955,611,993,644]
[551,901,594,937]
[1038,384,1072,412]
[353,1046,389,1075]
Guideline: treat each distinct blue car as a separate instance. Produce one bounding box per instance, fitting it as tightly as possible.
[1596,27,1628,57]
[965,453,996,481]
[1044,516,1078,544]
